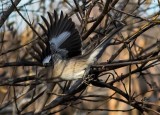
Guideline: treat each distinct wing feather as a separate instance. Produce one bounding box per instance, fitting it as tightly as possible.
[30,11,82,64]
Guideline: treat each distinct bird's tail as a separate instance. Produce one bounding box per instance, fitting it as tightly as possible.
[88,25,124,64]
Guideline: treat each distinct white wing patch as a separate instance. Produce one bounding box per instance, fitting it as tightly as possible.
[43,32,71,65]
[49,31,71,48]
[43,55,51,64]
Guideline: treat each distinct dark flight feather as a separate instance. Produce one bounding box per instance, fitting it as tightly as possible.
[29,11,82,64]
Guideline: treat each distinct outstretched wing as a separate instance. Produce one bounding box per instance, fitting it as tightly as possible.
[29,39,51,64]
[40,11,82,57]
[29,11,82,64]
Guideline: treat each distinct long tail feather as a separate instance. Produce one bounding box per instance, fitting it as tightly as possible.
[88,25,124,63]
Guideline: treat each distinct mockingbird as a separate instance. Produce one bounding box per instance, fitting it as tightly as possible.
[30,11,123,80]
[28,11,123,113]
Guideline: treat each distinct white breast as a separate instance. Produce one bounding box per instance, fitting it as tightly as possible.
[53,59,87,80]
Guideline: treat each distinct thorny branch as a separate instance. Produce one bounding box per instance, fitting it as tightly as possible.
[0,0,160,115]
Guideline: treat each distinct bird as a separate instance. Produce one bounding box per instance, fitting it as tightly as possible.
[29,10,123,80]
[28,10,123,113]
